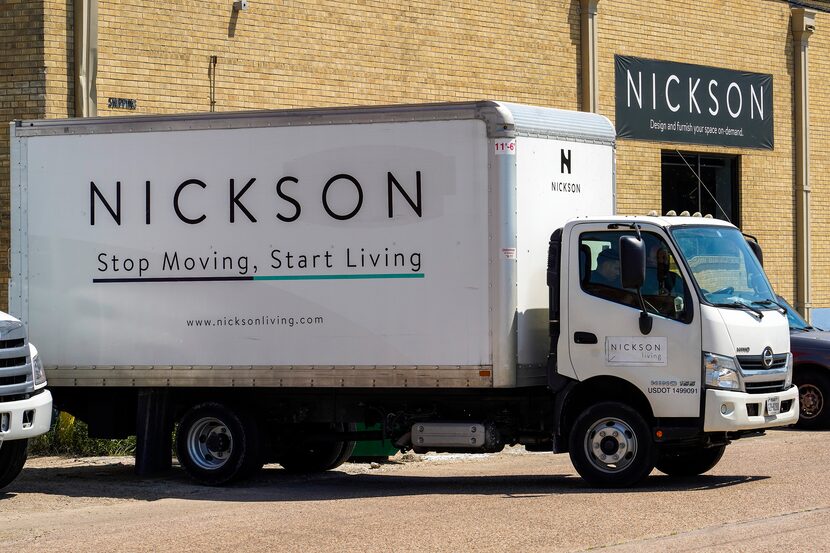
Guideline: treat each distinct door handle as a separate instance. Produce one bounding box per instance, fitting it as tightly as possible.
[574,332,598,344]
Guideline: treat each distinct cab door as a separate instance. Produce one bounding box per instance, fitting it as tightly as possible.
[564,222,702,418]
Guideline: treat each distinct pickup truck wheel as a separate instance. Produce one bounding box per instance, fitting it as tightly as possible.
[0,439,28,490]
[278,425,356,473]
[655,445,726,477]
[795,370,830,429]
[175,403,262,486]
[568,402,655,487]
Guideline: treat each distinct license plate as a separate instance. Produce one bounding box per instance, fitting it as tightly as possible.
[766,396,781,416]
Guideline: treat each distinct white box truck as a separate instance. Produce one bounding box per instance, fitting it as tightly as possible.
[9,101,797,487]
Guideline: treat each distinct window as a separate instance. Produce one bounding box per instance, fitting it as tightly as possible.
[579,231,692,323]
[662,152,739,224]
[671,225,776,308]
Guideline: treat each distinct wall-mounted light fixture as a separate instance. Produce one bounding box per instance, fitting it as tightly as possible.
[233,0,248,11]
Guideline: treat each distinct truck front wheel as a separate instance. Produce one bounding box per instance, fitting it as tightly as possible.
[568,402,655,487]
[655,445,726,477]
[0,439,28,490]
[176,403,262,486]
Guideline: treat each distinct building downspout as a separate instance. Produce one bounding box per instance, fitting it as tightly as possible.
[74,0,98,117]
[580,0,599,113]
[792,8,815,322]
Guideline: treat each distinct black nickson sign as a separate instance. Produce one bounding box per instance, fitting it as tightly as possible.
[615,56,773,149]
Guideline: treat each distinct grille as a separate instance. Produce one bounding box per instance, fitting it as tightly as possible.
[0,319,31,396]
[0,374,27,386]
[745,381,788,394]
[0,357,26,369]
[0,338,24,349]
[737,353,789,371]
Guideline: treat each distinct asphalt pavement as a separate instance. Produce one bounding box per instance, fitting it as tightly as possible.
[1,428,827,552]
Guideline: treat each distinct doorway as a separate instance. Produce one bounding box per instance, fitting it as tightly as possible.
[661,152,739,224]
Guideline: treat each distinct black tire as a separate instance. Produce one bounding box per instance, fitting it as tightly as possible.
[175,403,262,486]
[0,439,28,490]
[568,402,655,487]
[278,425,356,473]
[656,444,726,477]
[794,369,830,429]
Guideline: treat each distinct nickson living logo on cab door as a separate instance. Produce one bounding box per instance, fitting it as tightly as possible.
[606,336,668,366]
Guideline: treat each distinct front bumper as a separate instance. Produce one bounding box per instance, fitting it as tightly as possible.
[0,389,52,443]
[703,385,799,432]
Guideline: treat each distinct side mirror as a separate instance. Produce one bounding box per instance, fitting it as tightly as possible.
[619,236,646,290]
[619,235,652,335]
[746,238,763,266]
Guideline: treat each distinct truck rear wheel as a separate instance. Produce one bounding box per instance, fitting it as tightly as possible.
[175,403,262,486]
[795,369,830,429]
[568,402,655,487]
[0,439,28,490]
[278,425,356,473]
[655,445,726,477]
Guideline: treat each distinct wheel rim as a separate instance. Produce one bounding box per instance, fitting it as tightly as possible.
[799,383,824,420]
[186,417,233,470]
[584,417,638,473]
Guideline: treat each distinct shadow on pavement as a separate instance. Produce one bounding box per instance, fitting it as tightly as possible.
[1,460,770,503]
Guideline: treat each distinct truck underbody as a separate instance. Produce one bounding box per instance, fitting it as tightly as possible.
[50,380,767,486]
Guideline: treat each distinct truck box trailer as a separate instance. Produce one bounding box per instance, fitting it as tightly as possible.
[10,101,797,486]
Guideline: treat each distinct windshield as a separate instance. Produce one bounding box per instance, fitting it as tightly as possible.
[671,226,777,308]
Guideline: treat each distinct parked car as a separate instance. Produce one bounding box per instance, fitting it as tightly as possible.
[779,296,830,428]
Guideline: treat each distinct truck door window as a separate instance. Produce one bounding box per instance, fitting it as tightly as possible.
[580,231,692,323]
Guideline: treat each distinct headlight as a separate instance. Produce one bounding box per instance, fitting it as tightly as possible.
[32,351,47,386]
[704,352,743,391]
[784,353,793,388]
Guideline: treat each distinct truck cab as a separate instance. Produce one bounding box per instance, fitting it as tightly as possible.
[550,215,798,485]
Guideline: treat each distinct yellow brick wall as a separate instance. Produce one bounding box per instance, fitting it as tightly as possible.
[43,0,74,119]
[94,1,581,115]
[598,0,797,300]
[808,12,830,308]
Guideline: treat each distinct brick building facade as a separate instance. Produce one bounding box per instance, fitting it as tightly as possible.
[2,0,829,316]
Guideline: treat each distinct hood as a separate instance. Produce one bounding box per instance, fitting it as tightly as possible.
[720,308,790,355]
[701,304,790,357]
[790,329,830,349]
[0,311,21,324]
